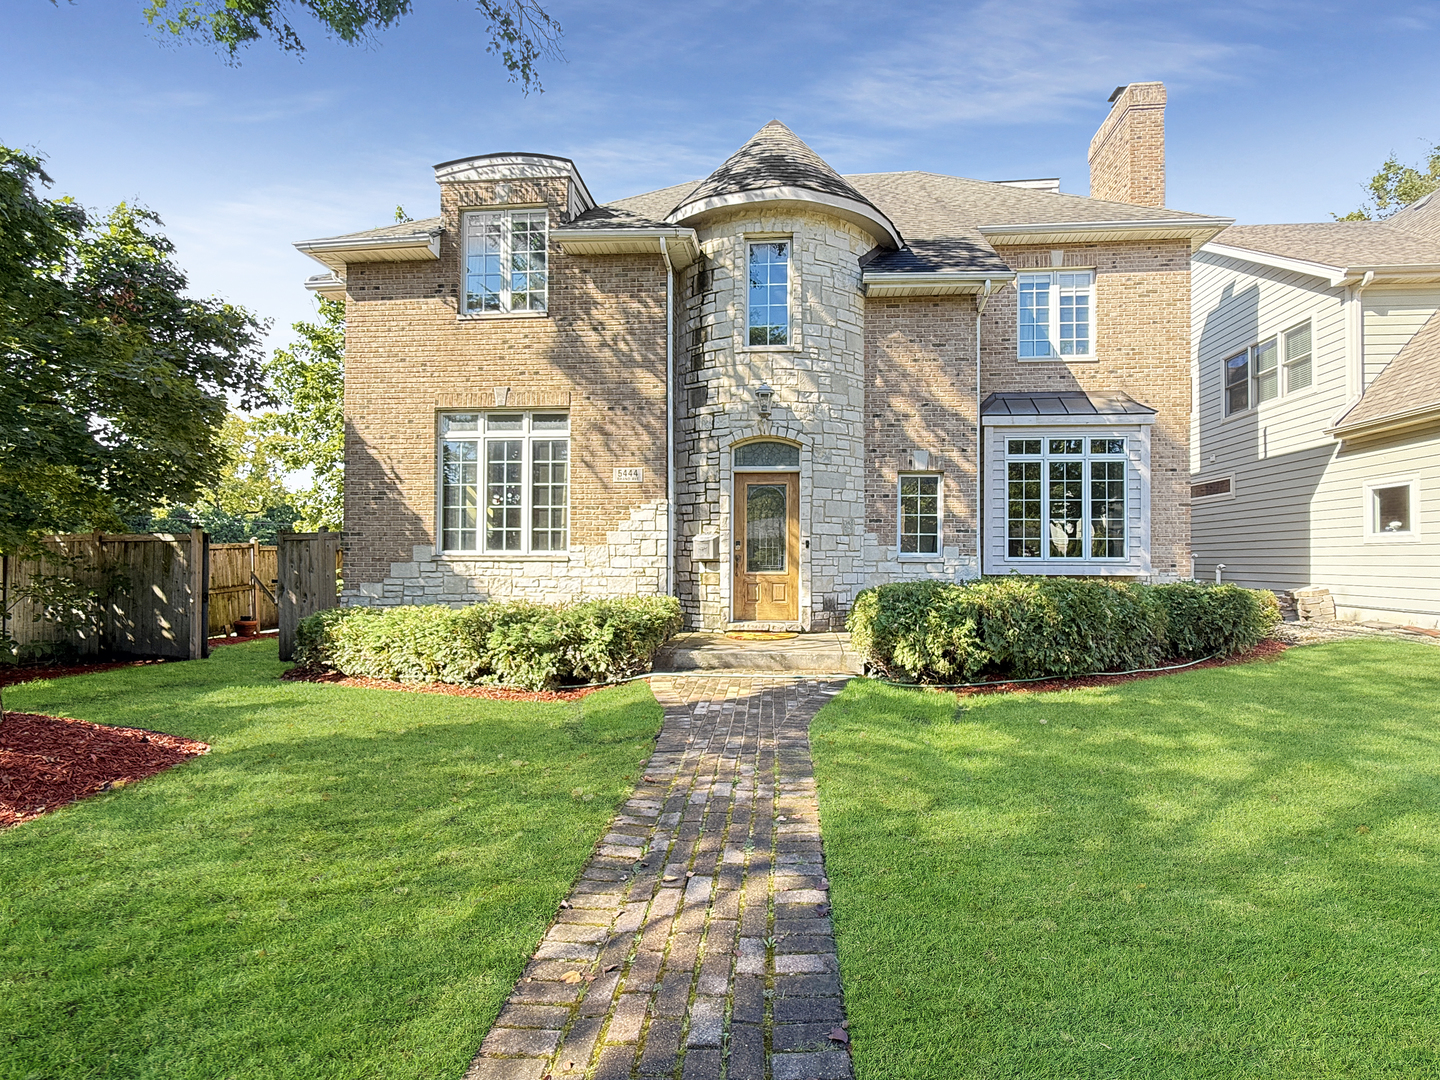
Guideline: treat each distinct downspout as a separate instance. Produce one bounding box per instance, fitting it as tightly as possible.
[974,279,994,578]
[659,237,676,598]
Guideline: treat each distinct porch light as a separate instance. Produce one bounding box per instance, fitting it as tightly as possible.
[754,382,775,417]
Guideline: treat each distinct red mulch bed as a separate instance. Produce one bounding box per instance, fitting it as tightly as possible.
[951,639,1288,697]
[280,664,610,702]
[0,658,172,689]
[1,712,209,828]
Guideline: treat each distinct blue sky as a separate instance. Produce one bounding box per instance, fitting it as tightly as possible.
[4,1,1438,349]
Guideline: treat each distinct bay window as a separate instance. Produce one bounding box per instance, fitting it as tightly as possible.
[440,412,569,553]
[1006,437,1127,560]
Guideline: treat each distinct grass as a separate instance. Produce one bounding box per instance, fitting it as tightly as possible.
[810,637,1440,1079]
[0,639,661,1080]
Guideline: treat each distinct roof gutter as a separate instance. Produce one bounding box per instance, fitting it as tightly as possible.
[979,216,1232,250]
[1328,400,1440,441]
[862,269,1016,297]
[294,229,442,272]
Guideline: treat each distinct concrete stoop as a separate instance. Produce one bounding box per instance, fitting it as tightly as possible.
[655,632,863,674]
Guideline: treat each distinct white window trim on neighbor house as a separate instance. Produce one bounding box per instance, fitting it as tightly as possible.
[1363,476,1420,543]
[897,473,942,558]
[461,208,549,317]
[1223,318,1314,417]
[1017,270,1095,359]
[744,236,796,350]
[437,411,570,557]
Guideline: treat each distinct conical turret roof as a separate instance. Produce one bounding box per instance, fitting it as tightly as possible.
[667,121,900,247]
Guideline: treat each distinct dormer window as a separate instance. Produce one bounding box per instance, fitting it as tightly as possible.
[463,210,548,315]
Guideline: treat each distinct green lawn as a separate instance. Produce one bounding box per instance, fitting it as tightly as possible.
[811,637,1440,1079]
[0,640,661,1080]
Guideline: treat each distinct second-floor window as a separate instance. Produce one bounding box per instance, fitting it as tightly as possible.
[1224,319,1313,416]
[1018,271,1093,358]
[748,241,790,345]
[463,210,548,315]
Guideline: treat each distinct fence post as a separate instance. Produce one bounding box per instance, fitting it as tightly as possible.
[189,527,206,660]
[250,536,260,621]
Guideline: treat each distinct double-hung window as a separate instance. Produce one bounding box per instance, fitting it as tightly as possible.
[748,241,790,345]
[1006,437,1127,560]
[1018,271,1093,358]
[463,210,548,314]
[440,412,569,553]
[898,474,941,555]
[1224,319,1313,414]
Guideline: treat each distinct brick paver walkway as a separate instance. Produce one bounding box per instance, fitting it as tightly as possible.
[464,675,852,1080]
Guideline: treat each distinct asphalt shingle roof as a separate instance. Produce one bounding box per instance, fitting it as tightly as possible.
[1389,190,1440,244]
[676,121,881,213]
[1335,310,1440,431]
[1213,222,1440,268]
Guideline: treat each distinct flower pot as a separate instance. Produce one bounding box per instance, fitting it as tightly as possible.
[234,619,259,638]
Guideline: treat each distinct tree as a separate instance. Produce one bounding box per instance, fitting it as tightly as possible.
[256,297,345,531]
[141,0,562,92]
[0,146,268,555]
[1337,142,1440,220]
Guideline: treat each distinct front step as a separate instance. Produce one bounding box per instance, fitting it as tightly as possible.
[654,631,863,674]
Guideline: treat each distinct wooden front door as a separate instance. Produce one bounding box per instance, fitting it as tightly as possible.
[733,472,799,622]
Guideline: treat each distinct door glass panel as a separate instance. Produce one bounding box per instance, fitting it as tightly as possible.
[746,484,787,572]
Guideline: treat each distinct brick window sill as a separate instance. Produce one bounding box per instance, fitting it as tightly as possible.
[457,311,550,322]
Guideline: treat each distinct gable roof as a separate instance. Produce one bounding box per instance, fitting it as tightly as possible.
[1389,190,1440,244]
[1211,221,1440,272]
[1332,309,1440,436]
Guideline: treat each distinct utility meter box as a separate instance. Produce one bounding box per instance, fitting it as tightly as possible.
[691,533,719,562]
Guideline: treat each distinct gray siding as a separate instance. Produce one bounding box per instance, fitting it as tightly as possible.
[1364,288,1440,387]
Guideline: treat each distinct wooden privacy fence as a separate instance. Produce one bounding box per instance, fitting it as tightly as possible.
[277,531,343,661]
[2,531,210,661]
[208,541,279,636]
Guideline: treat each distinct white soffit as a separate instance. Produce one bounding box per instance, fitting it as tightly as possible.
[552,227,700,269]
[862,271,1016,297]
[294,230,442,273]
[1200,241,1348,286]
[304,272,345,298]
[667,186,902,250]
[979,217,1232,251]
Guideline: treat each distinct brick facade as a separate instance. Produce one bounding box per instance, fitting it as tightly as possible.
[341,172,671,605]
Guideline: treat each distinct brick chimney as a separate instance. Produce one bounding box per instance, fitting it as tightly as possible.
[1088,82,1166,207]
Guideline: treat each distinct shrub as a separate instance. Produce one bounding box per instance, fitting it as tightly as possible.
[295,596,682,691]
[848,577,1277,683]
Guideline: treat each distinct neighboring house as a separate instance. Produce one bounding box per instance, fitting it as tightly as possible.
[296,82,1229,630]
[1191,190,1440,625]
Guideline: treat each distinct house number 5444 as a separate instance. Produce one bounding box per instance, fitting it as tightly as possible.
[613,467,643,483]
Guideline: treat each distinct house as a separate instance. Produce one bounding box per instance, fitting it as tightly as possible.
[295,82,1229,631]
[1190,190,1440,626]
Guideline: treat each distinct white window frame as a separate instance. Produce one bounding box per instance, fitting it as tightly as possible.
[1017,270,1094,359]
[1362,476,1420,543]
[1223,318,1315,417]
[461,209,549,317]
[1004,435,1129,562]
[744,237,794,350]
[897,473,943,558]
[438,411,570,556]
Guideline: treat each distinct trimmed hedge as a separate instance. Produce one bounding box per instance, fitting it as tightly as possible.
[295,596,682,691]
[848,577,1278,683]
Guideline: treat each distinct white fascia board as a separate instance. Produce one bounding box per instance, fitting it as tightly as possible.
[1345,263,1440,284]
[433,153,596,215]
[304,272,345,298]
[981,412,1156,427]
[1327,401,1440,439]
[667,186,902,249]
[862,270,1016,297]
[553,227,700,269]
[293,230,442,272]
[1200,241,1349,286]
[980,216,1232,250]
